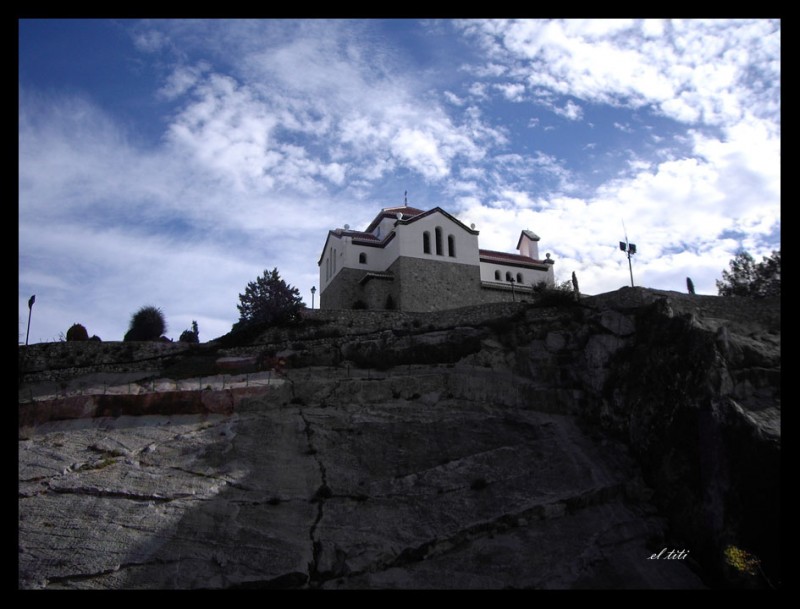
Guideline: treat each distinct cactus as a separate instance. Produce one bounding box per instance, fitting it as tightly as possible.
[124,306,167,341]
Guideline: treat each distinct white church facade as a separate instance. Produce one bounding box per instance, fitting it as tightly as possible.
[318,204,555,312]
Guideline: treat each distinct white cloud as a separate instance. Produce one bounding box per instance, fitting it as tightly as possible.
[444,91,465,106]
[19,19,780,343]
[157,63,209,100]
[495,82,526,101]
[553,100,583,121]
[457,19,780,127]
[133,29,168,53]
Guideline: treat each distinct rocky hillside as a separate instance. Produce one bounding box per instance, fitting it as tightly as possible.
[18,287,780,589]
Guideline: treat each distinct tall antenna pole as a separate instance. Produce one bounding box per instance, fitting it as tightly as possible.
[619,220,637,287]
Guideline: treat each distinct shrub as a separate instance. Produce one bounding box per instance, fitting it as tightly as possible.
[179,321,200,343]
[66,323,89,341]
[89,335,102,342]
[532,279,577,307]
[124,306,167,341]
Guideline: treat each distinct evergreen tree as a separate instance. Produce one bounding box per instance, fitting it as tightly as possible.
[716,250,780,298]
[236,268,304,328]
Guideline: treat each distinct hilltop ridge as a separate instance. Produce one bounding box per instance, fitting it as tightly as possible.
[18,287,780,589]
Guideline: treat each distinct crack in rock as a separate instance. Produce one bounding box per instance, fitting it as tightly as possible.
[298,409,331,585]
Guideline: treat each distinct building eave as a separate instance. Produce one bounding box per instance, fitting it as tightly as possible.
[480,249,552,271]
[317,229,397,266]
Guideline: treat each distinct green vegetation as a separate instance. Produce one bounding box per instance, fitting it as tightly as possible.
[717,250,780,298]
[66,323,89,341]
[532,279,577,307]
[124,306,167,341]
[179,320,200,343]
[724,545,761,575]
[236,268,304,329]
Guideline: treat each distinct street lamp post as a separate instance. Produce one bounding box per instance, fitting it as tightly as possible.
[310,286,316,310]
[25,294,35,346]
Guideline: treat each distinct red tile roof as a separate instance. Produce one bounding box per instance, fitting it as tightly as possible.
[381,206,426,217]
[365,206,428,233]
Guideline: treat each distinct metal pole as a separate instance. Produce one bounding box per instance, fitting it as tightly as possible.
[628,250,635,287]
[25,295,35,346]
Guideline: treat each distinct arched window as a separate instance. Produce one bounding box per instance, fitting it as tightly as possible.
[359,252,367,264]
[448,234,456,257]
[423,231,431,254]
[516,273,523,283]
[506,271,513,282]
[494,270,501,280]
[435,227,443,255]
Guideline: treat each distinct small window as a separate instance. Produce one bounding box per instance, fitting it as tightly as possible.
[359,252,367,264]
[494,270,501,280]
[506,272,513,282]
[423,231,431,254]
[516,273,523,283]
[448,235,456,257]
[435,227,443,256]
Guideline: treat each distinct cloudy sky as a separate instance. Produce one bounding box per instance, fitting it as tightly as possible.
[19,19,780,343]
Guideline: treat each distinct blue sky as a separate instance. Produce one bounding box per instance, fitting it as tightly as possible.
[19,19,781,343]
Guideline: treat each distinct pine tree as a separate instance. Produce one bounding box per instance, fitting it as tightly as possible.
[236,268,304,328]
[716,250,780,298]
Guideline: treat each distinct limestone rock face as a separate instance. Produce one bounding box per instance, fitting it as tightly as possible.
[18,378,703,590]
[18,288,780,589]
